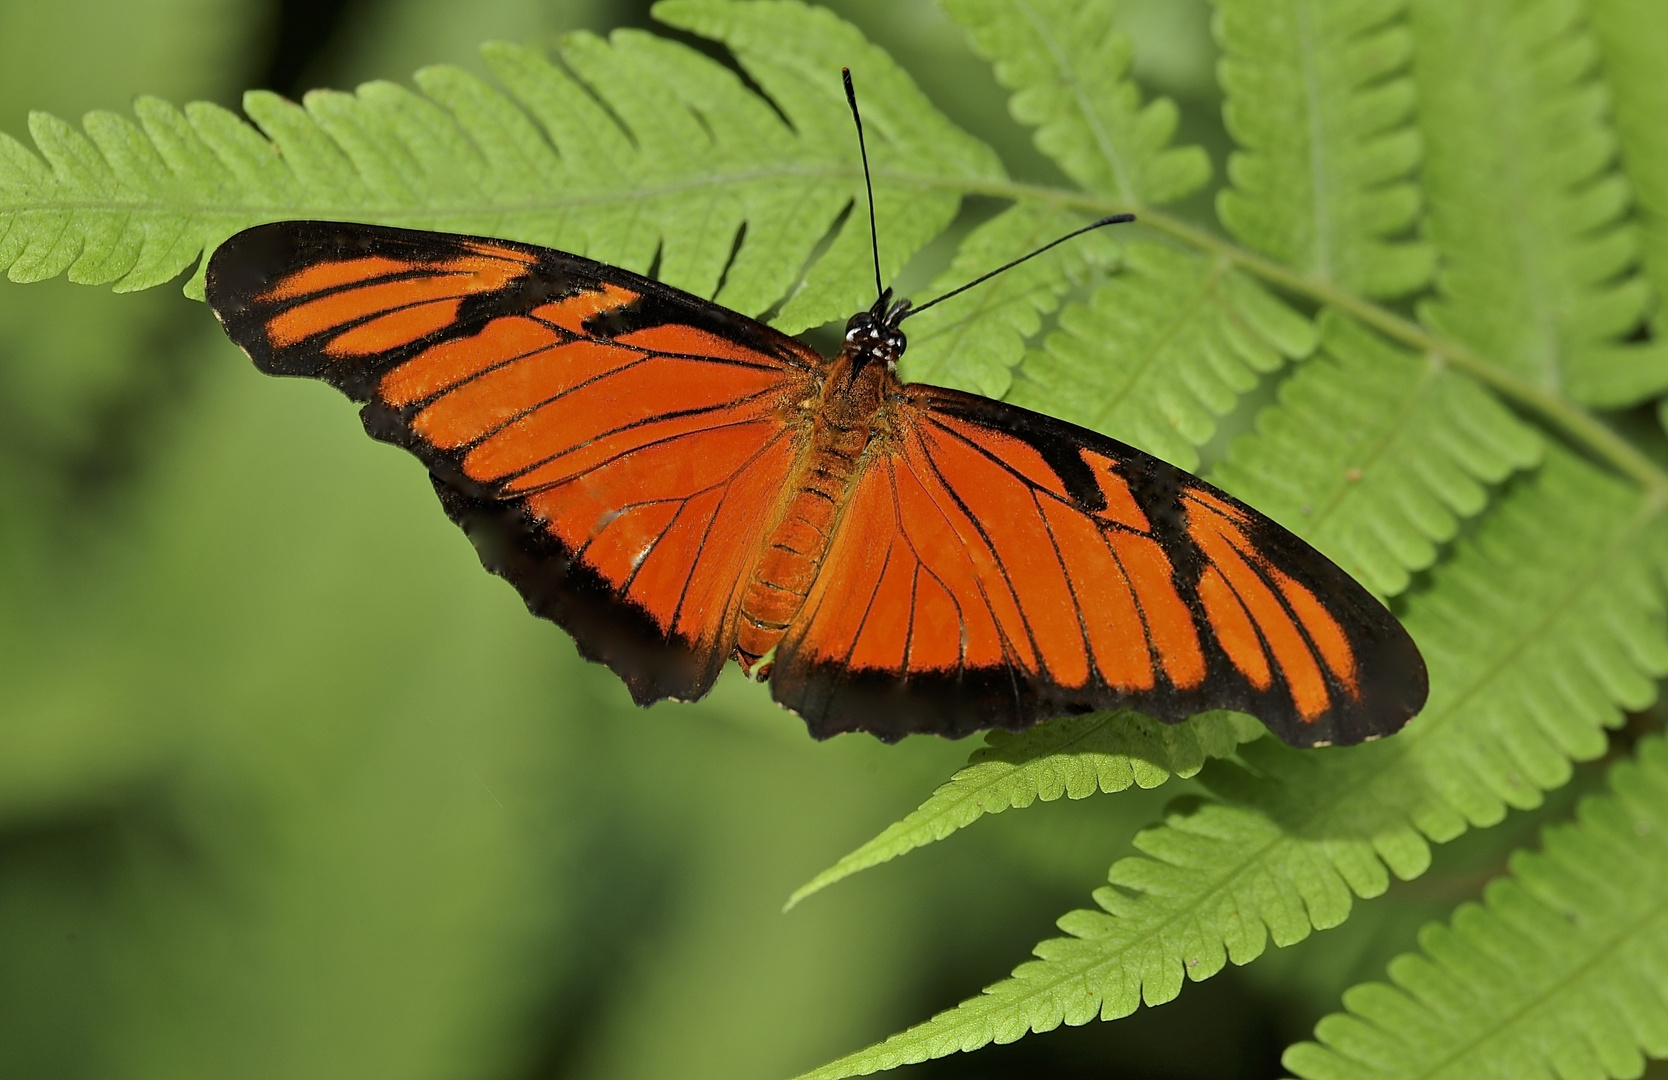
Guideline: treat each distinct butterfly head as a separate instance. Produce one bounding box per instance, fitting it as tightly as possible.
[844,289,910,369]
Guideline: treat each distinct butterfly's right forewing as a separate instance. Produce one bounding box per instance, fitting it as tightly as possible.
[208,221,821,704]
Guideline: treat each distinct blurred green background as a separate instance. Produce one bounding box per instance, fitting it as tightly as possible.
[0,2,1638,1078]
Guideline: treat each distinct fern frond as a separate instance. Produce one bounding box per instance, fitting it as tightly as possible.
[898,204,1118,396]
[1411,0,1668,406]
[0,0,1001,332]
[652,0,1003,329]
[1285,736,1668,1080]
[1214,0,1434,298]
[1008,241,1316,471]
[1588,0,1668,340]
[796,448,1668,1080]
[1211,311,1542,597]
[783,710,1262,911]
[939,0,1209,207]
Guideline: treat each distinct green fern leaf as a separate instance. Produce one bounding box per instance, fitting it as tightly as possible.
[940,0,1209,207]
[902,0,1222,399]
[795,447,1668,1080]
[898,204,1119,396]
[1211,310,1542,596]
[0,0,1000,330]
[653,0,1003,329]
[1214,0,1434,298]
[1285,735,1668,1080]
[1588,0,1668,342]
[1008,241,1316,471]
[1411,0,1668,407]
[783,710,1263,911]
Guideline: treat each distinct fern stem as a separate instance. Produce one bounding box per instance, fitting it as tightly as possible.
[1142,210,1668,502]
[956,177,1668,501]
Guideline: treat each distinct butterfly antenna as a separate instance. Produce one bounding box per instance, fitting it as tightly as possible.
[842,68,885,306]
[900,214,1137,321]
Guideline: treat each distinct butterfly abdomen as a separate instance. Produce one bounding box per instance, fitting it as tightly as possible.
[734,422,871,676]
[734,351,894,678]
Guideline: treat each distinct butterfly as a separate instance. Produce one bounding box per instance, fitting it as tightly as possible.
[203,212,1426,749]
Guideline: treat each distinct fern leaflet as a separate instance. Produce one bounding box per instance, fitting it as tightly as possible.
[940,0,1209,208]
[784,710,1263,912]
[1009,241,1316,472]
[1410,0,1668,407]
[1212,311,1542,597]
[1214,0,1434,298]
[1588,0,1668,344]
[1285,736,1668,1080]
[898,204,1118,397]
[903,0,1216,397]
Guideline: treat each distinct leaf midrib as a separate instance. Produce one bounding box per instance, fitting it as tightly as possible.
[1014,0,1136,205]
[1086,255,1229,435]
[1290,350,1446,543]
[1295,0,1334,284]
[0,162,935,217]
[809,812,1300,1078]
[1404,857,1668,1079]
[789,712,1150,907]
[7,130,1664,504]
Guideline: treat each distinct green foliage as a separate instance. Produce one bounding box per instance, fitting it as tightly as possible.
[900,0,1215,397]
[0,0,999,332]
[941,0,1210,208]
[2,1,1668,1078]
[1285,735,1668,1080]
[785,710,1262,911]
[1214,0,1434,298]
[1212,311,1543,596]
[1411,0,1668,407]
[898,203,1118,396]
[1588,0,1668,341]
[0,0,256,573]
[1010,241,1316,471]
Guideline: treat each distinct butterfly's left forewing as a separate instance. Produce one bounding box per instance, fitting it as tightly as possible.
[770,385,1426,747]
[208,221,820,705]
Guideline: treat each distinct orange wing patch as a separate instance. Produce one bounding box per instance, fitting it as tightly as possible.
[780,412,1216,706]
[788,455,1015,677]
[1183,488,1361,721]
[1080,450,1151,532]
[461,356,787,488]
[261,247,534,356]
[260,255,408,301]
[927,414,1072,501]
[381,316,566,406]
[531,282,638,333]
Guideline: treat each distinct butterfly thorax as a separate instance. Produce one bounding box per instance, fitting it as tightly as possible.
[732,306,907,678]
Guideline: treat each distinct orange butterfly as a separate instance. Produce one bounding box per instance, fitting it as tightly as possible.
[204,214,1425,748]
